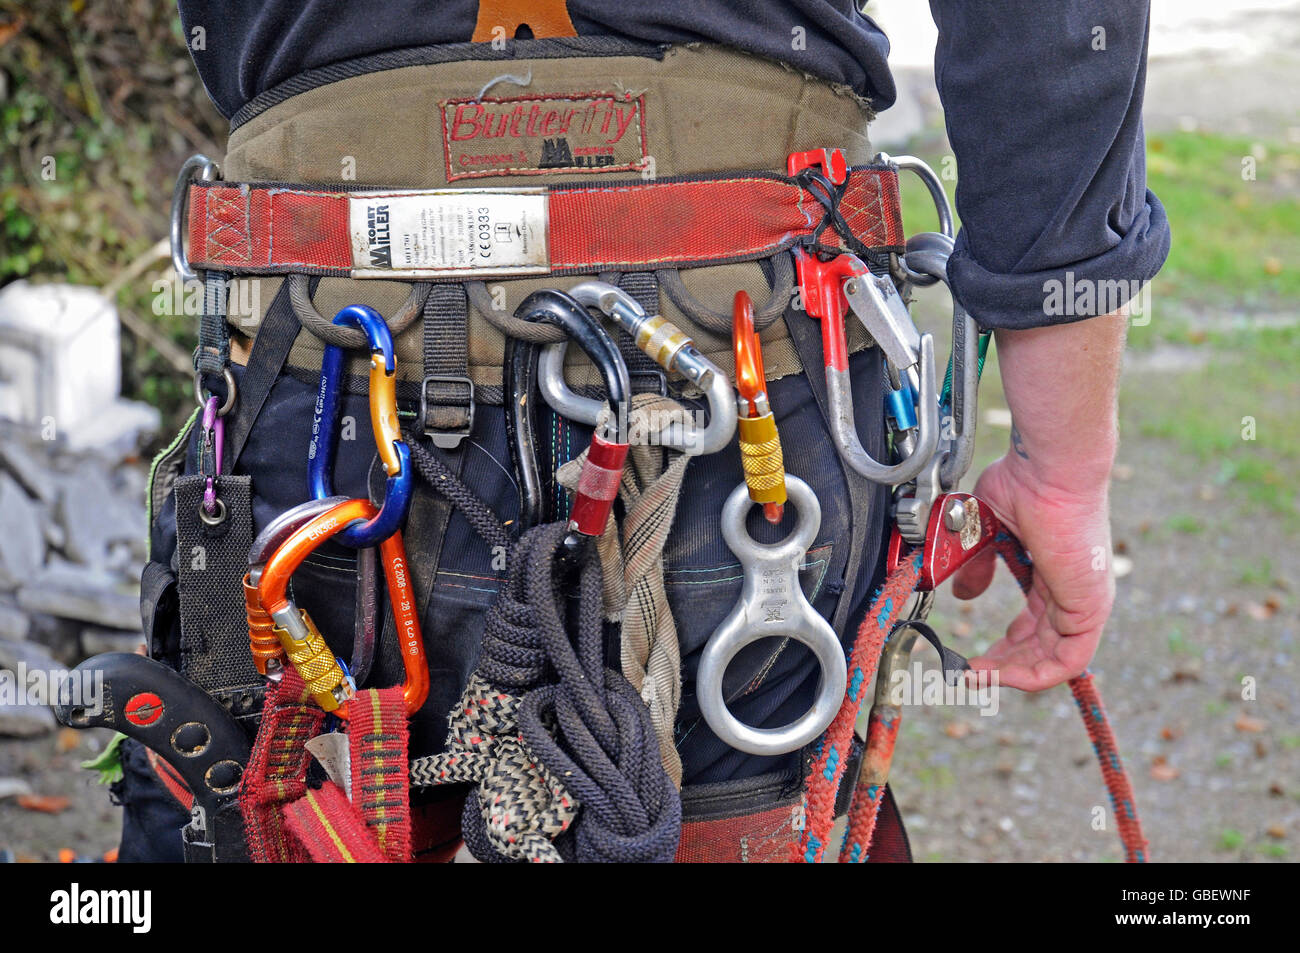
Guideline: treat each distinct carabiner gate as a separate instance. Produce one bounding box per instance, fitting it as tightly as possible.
[308,305,413,548]
[536,281,737,456]
[253,497,429,717]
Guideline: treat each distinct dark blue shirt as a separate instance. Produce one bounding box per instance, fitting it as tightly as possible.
[179,0,1168,322]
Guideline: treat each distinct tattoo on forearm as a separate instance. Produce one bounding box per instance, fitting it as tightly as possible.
[1010,422,1030,460]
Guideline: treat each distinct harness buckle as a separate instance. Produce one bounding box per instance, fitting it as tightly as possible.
[420,374,476,449]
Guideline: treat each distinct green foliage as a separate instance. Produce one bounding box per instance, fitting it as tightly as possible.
[0,1,225,435]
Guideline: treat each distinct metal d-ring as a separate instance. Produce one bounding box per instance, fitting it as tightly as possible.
[194,366,237,416]
[696,476,847,756]
[171,154,221,285]
[875,152,954,240]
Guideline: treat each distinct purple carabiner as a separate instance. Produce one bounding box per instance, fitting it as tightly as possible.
[200,395,226,522]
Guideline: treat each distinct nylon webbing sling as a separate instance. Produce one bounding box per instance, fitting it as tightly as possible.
[420,284,475,449]
[184,167,905,278]
[196,271,230,383]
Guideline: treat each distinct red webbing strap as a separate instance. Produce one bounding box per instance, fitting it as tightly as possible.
[241,678,413,863]
[282,784,388,863]
[342,685,412,861]
[795,553,922,864]
[675,803,802,863]
[184,167,904,277]
[239,670,326,863]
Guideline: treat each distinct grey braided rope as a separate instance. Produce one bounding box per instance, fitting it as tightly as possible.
[287,273,431,348]
[465,281,567,344]
[656,251,794,335]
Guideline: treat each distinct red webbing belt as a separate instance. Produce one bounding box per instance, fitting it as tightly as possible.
[184,167,904,277]
[240,672,413,863]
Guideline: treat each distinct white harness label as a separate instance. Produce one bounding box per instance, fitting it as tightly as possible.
[347,188,549,278]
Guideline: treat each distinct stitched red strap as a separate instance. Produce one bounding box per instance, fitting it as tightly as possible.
[184,167,904,277]
[283,783,389,863]
[240,677,413,863]
[239,671,326,863]
[343,686,412,862]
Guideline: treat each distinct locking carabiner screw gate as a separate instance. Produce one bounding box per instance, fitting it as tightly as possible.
[733,290,785,524]
[308,304,413,548]
[253,498,429,717]
[536,281,737,456]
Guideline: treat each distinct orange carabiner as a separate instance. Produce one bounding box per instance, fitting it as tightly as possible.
[257,498,429,718]
[733,291,766,416]
[733,291,785,524]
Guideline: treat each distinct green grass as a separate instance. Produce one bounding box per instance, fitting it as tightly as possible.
[1217,828,1245,851]
[1145,131,1300,303]
[1236,556,1275,586]
[1127,322,1300,521]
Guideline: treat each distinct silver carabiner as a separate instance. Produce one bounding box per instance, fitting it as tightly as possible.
[537,281,738,455]
[892,241,981,543]
[697,476,847,756]
[831,269,940,486]
[171,154,221,285]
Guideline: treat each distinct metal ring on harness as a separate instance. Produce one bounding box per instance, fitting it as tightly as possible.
[255,497,429,717]
[286,274,429,350]
[307,305,413,548]
[696,476,847,756]
[170,154,221,285]
[875,152,954,240]
[193,366,237,416]
[536,281,738,455]
[506,289,631,544]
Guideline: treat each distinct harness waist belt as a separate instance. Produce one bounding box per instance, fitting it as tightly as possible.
[185,166,904,279]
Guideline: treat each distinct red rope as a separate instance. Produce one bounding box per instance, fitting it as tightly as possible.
[990,530,1149,863]
[802,529,1148,863]
[793,553,920,863]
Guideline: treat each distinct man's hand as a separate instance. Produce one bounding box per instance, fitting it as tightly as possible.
[952,309,1129,692]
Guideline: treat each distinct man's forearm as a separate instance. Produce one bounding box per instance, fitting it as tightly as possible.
[996,310,1129,497]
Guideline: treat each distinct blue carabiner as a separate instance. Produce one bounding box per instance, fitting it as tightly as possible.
[307,304,413,547]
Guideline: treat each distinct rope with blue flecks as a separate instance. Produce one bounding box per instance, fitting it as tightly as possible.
[799,534,1148,864]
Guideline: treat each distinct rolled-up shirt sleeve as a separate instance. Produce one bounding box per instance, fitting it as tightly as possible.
[928,1,1170,329]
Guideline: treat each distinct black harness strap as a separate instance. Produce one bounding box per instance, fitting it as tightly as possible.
[174,473,262,722]
[420,283,475,449]
[225,280,303,470]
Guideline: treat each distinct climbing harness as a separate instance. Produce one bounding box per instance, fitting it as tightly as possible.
[307,304,413,548]
[697,476,848,756]
[63,86,1149,863]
